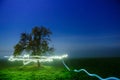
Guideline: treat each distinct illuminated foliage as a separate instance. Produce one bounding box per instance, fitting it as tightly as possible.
[13,26,54,67]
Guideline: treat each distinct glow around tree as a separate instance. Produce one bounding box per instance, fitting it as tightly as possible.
[13,26,54,67]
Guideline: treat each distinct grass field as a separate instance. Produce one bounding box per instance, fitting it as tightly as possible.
[0,58,120,80]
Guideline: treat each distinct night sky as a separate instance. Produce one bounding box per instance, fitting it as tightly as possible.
[0,0,120,58]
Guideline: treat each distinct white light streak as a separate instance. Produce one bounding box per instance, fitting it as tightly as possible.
[5,54,68,65]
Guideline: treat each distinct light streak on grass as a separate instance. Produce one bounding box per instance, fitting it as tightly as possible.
[5,54,120,80]
[5,54,68,65]
[62,60,120,80]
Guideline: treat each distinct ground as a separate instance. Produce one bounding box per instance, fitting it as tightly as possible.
[0,58,120,80]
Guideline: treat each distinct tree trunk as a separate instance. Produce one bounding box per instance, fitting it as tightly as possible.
[37,60,40,67]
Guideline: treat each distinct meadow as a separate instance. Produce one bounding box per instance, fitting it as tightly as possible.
[0,58,120,80]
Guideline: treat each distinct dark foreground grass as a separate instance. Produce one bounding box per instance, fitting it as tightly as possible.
[0,58,120,80]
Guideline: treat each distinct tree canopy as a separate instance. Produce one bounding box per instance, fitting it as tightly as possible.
[13,26,54,56]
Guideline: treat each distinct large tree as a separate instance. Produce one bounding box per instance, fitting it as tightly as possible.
[13,26,54,67]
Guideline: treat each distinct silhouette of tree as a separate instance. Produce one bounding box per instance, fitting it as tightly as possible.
[13,26,54,67]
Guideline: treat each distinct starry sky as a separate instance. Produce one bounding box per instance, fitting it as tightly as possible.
[0,0,120,58]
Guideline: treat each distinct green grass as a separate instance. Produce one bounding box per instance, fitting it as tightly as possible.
[0,58,120,80]
[0,66,68,80]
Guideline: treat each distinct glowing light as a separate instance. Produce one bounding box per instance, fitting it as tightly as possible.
[62,60,120,80]
[5,54,120,80]
[5,54,68,65]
